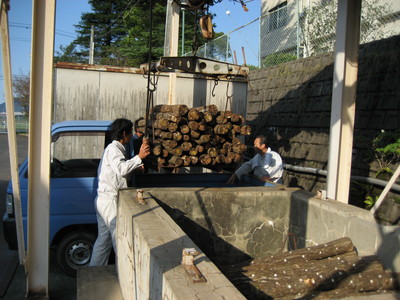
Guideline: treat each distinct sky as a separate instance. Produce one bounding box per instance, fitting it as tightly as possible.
[0,0,260,104]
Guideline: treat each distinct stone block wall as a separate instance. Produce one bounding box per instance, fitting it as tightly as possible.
[246,35,400,196]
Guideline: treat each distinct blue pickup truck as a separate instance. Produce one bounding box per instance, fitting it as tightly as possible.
[3,120,112,276]
[2,120,246,276]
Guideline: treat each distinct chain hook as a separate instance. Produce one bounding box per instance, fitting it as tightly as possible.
[211,78,219,97]
[225,77,233,111]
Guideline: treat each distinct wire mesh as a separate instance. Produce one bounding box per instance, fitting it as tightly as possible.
[186,0,400,68]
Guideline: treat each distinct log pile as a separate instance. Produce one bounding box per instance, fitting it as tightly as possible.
[141,104,250,168]
[223,237,399,299]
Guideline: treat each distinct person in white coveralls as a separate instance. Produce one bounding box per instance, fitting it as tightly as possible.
[227,135,283,186]
[89,118,150,266]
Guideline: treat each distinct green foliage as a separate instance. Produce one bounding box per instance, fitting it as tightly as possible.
[262,53,297,67]
[364,194,378,209]
[351,130,399,210]
[373,130,400,158]
[120,1,166,66]
[372,129,400,173]
[247,65,259,70]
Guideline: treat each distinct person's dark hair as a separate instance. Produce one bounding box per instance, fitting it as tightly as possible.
[256,135,267,147]
[110,118,133,141]
[134,117,144,133]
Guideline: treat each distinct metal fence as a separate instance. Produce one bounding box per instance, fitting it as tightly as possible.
[187,0,400,67]
[0,115,29,134]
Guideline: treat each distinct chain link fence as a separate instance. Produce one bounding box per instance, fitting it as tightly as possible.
[187,0,400,67]
[0,115,29,134]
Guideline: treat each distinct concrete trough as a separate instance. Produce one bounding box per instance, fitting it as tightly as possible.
[116,185,399,299]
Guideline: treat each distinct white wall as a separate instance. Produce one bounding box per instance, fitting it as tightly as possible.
[53,66,248,123]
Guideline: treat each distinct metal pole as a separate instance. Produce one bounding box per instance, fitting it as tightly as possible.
[226,34,229,62]
[0,0,26,265]
[27,0,55,297]
[296,0,300,59]
[89,25,94,64]
[233,50,238,64]
[181,9,185,56]
[241,47,247,66]
[326,0,361,202]
[258,16,261,67]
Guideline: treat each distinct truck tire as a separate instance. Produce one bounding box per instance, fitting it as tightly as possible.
[56,230,96,277]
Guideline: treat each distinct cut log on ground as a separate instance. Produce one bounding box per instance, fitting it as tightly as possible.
[222,237,400,300]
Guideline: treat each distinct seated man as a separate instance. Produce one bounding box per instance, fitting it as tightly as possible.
[227,135,283,186]
[125,117,144,159]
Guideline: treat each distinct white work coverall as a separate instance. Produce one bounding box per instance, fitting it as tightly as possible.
[89,140,143,266]
[235,147,283,183]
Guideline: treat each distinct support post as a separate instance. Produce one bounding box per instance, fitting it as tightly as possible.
[370,165,400,215]
[26,0,56,297]
[0,0,26,265]
[164,0,180,105]
[326,0,361,203]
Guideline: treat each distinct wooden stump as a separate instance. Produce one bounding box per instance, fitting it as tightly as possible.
[223,237,400,299]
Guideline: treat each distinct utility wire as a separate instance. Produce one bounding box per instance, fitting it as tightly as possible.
[9,22,76,38]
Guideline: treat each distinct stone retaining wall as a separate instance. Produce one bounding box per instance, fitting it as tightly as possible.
[246,35,400,198]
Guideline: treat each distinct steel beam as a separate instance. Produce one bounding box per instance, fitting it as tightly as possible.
[26,0,56,298]
[0,0,26,265]
[326,0,361,203]
[160,56,250,76]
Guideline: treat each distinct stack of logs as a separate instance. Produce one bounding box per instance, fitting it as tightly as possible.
[224,237,399,299]
[140,104,251,167]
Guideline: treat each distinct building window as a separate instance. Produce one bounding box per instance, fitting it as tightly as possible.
[268,2,288,31]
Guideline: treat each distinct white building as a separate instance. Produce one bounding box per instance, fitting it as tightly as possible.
[260,0,400,64]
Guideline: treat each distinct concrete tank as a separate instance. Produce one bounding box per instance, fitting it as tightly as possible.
[116,186,399,299]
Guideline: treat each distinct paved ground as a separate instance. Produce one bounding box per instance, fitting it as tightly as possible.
[0,133,76,299]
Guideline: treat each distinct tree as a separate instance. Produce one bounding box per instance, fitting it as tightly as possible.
[55,0,136,66]
[13,73,30,116]
[55,0,227,67]
[120,1,167,66]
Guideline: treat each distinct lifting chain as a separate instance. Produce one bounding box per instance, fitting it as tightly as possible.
[211,78,219,97]
[144,68,160,142]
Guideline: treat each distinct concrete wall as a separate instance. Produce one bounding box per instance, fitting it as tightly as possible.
[116,189,246,300]
[128,187,399,274]
[53,65,248,123]
[246,35,400,198]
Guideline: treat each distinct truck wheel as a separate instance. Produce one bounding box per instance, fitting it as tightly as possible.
[56,231,96,277]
